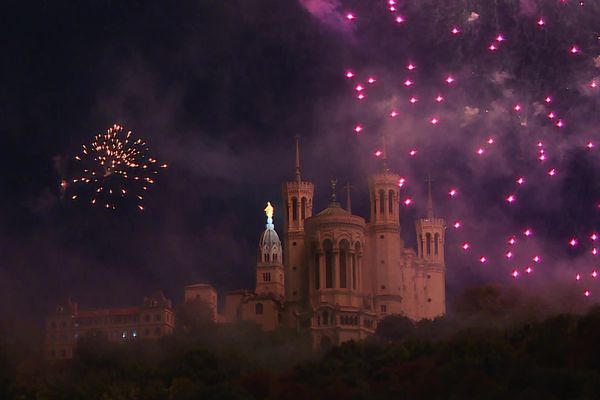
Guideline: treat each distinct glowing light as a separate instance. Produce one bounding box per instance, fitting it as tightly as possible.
[545,96,552,103]
[476,148,484,155]
[449,188,457,197]
[548,112,555,119]
[395,15,405,23]
[576,273,581,281]
[591,233,598,241]
[404,198,412,206]
[398,177,405,187]
[357,93,365,100]
[508,237,517,245]
[514,104,521,112]
[537,18,545,26]
[570,45,580,54]
[479,256,487,263]
[548,168,556,176]
[569,238,578,247]
[591,81,598,88]
[533,256,540,263]
[435,95,444,102]
[355,84,364,91]
[451,27,460,34]
[506,194,516,203]
[409,149,417,156]
[512,270,519,278]
[517,177,525,185]
[375,150,382,157]
[345,71,354,78]
[506,251,513,259]
[430,117,439,124]
[524,229,533,237]
[496,34,505,42]
[445,76,455,84]
[525,266,533,274]
[462,242,470,250]
[367,77,376,84]
[407,63,416,70]
[346,13,355,20]
[585,290,591,297]
[489,44,497,51]
[593,248,598,255]
[354,125,363,133]
[409,96,418,104]
[404,79,414,86]
[556,120,564,128]
[389,111,398,117]
[593,270,598,278]
[487,137,495,144]
[453,221,461,229]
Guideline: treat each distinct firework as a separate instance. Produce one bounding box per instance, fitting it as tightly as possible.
[68,124,166,211]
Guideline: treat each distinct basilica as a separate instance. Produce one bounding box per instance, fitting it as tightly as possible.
[211,138,447,347]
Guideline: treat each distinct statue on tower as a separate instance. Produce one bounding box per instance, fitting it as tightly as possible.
[264,201,274,227]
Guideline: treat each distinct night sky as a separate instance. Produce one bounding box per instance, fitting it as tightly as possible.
[3,0,600,318]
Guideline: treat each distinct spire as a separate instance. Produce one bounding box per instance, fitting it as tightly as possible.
[426,175,434,219]
[330,178,338,204]
[344,181,352,213]
[294,135,301,182]
[381,131,389,173]
[264,201,274,229]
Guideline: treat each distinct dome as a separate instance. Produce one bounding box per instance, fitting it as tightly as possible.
[258,202,283,264]
[315,202,351,217]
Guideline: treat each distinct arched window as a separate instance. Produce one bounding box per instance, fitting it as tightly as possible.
[301,197,307,220]
[322,311,329,325]
[339,240,350,288]
[255,303,263,315]
[419,234,424,257]
[379,190,385,215]
[426,232,432,256]
[388,189,394,215]
[373,193,377,215]
[324,240,333,288]
[292,197,298,221]
[434,233,440,255]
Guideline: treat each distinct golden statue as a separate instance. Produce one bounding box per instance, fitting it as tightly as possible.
[264,201,274,219]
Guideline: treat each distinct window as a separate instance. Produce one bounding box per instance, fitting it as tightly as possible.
[292,241,297,246]
[255,303,264,315]
[427,298,432,302]
[379,190,385,215]
[388,189,394,215]
[292,197,298,221]
[154,314,161,321]
[380,305,387,313]
[380,235,384,239]
[434,233,440,255]
[263,272,271,282]
[426,233,432,255]
[322,311,329,325]
[364,319,373,328]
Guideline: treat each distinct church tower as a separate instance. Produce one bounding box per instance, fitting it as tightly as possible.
[256,202,285,298]
[366,137,404,317]
[414,177,446,318]
[281,136,314,309]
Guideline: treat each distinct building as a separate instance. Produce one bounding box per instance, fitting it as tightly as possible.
[213,137,447,347]
[45,291,175,360]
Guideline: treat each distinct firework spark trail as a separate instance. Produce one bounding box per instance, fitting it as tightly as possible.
[67,124,167,211]
[333,0,600,296]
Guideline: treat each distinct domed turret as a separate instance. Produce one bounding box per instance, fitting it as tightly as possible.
[256,202,285,298]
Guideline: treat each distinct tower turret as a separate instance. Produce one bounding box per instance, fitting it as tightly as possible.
[256,202,285,298]
[414,176,446,318]
[281,136,314,307]
[366,134,404,318]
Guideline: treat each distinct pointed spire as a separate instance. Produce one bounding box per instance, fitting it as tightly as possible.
[344,181,352,213]
[381,131,389,173]
[426,175,434,219]
[294,135,301,182]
